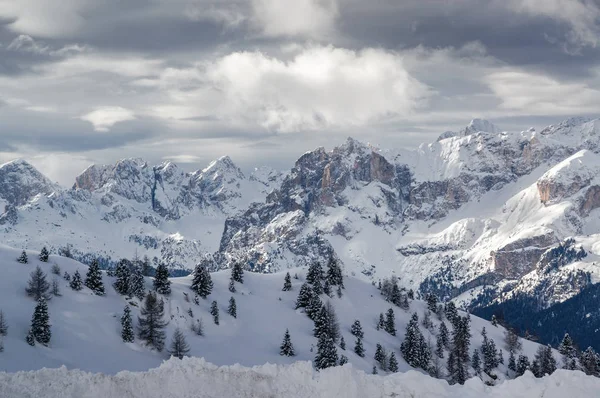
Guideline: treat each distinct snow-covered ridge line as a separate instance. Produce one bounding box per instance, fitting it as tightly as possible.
[1,357,598,398]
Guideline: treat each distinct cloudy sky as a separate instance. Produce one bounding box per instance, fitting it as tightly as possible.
[1,0,600,185]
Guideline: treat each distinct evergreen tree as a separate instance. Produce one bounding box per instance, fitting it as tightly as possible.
[305,293,322,321]
[516,355,530,377]
[336,284,343,298]
[558,333,578,370]
[448,315,471,385]
[51,263,61,275]
[313,302,340,343]
[121,305,134,343]
[51,278,61,297]
[191,318,204,336]
[128,263,145,300]
[350,320,364,339]
[282,272,292,291]
[407,289,414,300]
[372,366,378,375]
[228,276,236,293]
[377,313,385,330]
[0,310,7,336]
[508,350,517,373]
[295,283,313,309]
[323,280,331,296]
[481,327,499,374]
[227,297,237,318]
[422,310,433,330]
[426,293,438,313]
[210,301,219,325]
[384,308,396,336]
[39,247,49,262]
[279,329,295,356]
[26,328,35,346]
[325,256,343,288]
[439,321,450,349]
[190,264,213,299]
[401,313,428,369]
[504,328,522,354]
[354,337,365,357]
[231,261,244,284]
[312,278,323,295]
[471,349,481,374]
[491,314,498,327]
[141,255,153,277]
[444,302,458,325]
[69,269,83,291]
[581,347,599,376]
[398,291,410,310]
[153,263,171,295]
[340,336,346,350]
[388,352,399,373]
[137,292,167,351]
[85,259,105,296]
[339,355,348,366]
[63,271,71,281]
[168,328,190,359]
[17,250,28,264]
[314,335,338,370]
[435,333,445,358]
[533,345,557,377]
[30,297,51,346]
[113,259,131,295]
[306,261,323,285]
[374,343,387,370]
[390,284,401,307]
[25,266,50,301]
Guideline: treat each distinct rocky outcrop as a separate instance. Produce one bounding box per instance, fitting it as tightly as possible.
[0,159,57,206]
[491,233,558,279]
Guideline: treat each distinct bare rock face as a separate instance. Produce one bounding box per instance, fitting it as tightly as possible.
[491,233,558,279]
[580,185,600,216]
[0,159,57,206]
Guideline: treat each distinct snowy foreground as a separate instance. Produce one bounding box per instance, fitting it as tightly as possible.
[1,358,599,398]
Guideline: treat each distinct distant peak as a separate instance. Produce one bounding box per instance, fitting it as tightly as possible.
[465,118,501,134]
[0,158,35,169]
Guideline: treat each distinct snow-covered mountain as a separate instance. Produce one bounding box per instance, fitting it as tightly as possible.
[2,117,600,312]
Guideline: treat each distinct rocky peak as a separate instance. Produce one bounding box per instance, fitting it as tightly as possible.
[463,118,501,135]
[0,159,57,206]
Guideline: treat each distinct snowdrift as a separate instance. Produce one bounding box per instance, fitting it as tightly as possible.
[1,357,599,398]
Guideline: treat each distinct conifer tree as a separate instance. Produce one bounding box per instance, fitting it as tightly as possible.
[398,291,410,310]
[444,302,458,325]
[481,327,499,374]
[121,305,134,343]
[389,352,399,372]
[312,278,323,295]
[228,296,237,318]
[231,261,244,284]
[141,255,153,277]
[325,256,343,288]
[558,333,578,370]
[508,350,517,373]
[323,280,331,296]
[0,310,7,336]
[401,313,427,369]
[85,259,105,296]
[128,263,145,300]
[26,328,35,346]
[210,301,219,325]
[279,329,295,356]
[516,355,530,377]
[340,336,346,350]
[69,269,83,291]
[448,315,471,385]
[384,308,396,336]
[306,261,324,285]
[113,259,131,295]
[51,263,61,275]
[390,284,401,307]
[168,328,190,359]
[51,278,61,297]
[533,345,557,377]
[354,337,365,357]
[315,334,338,370]
[137,292,167,351]
[30,297,51,346]
[422,310,433,330]
[26,266,50,301]
[339,355,348,366]
[374,343,387,370]
[426,293,438,313]
[228,276,236,293]
[191,264,213,299]
[372,366,378,375]
[153,263,171,295]
[350,320,364,339]
[491,314,498,327]
[581,347,599,376]
[472,349,481,374]
[17,250,28,264]
[63,271,71,281]
[306,293,322,321]
[407,289,414,300]
[504,328,522,354]
[295,283,313,309]
[39,247,49,262]
[191,318,204,336]
[439,321,450,349]
[377,313,385,330]
[282,272,292,291]
[435,333,445,358]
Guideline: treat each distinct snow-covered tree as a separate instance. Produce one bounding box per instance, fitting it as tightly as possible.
[295,283,313,309]
[325,256,343,288]
[0,310,7,336]
[377,313,385,330]
[26,328,35,346]
[435,333,445,359]
[30,297,51,346]
[228,276,236,293]
[384,308,396,336]
[508,350,517,373]
[168,328,190,359]
[426,293,438,313]
[350,319,364,339]
[313,302,340,343]
[558,333,578,370]
[121,305,134,343]
[354,337,365,357]
[191,264,213,299]
[51,278,61,297]
[39,247,49,262]
[439,321,450,349]
[504,328,522,353]
[401,313,429,370]
[581,347,599,377]
[69,269,83,291]
[448,315,471,385]
[51,263,61,275]
[314,335,338,370]
[339,336,346,350]
[113,259,131,295]
[389,352,399,373]
[191,318,204,336]
[128,263,145,300]
[306,261,323,285]
[374,343,388,370]
[339,355,348,366]
[491,315,498,327]
[444,302,458,325]
[137,292,167,351]
[63,271,71,281]
[279,329,295,356]
[231,261,244,284]
[227,296,237,318]
[516,355,530,377]
[210,301,219,325]
[532,345,557,377]
[282,272,292,292]
[17,250,28,264]
[472,349,481,374]
[305,293,322,321]
[85,259,105,296]
[481,327,499,374]
[26,266,50,301]
[312,278,323,295]
[153,263,171,295]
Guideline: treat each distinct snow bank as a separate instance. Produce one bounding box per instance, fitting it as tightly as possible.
[1,358,598,398]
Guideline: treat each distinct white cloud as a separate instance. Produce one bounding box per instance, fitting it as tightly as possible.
[251,0,338,38]
[7,34,86,56]
[80,107,136,132]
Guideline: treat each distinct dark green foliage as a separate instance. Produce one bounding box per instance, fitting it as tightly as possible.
[153,263,171,295]
[377,313,385,330]
[85,259,105,296]
[435,333,445,358]
[339,336,346,350]
[516,355,530,377]
[491,314,498,327]
[313,301,340,343]
[481,327,499,374]
[295,283,313,309]
[306,261,324,285]
[282,272,292,292]
[63,271,70,281]
[438,320,450,348]
[558,333,578,370]
[69,270,83,291]
[305,293,322,321]
[17,250,28,264]
[508,351,517,373]
[325,257,343,288]
[228,276,236,293]
[372,366,377,375]
[532,345,557,377]
[400,313,430,371]
[168,328,190,359]
[30,298,51,346]
[350,320,364,339]
[39,247,49,262]
[448,315,471,385]
[228,297,237,318]
[113,259,131,295]
[426,293,438,313]
[314,334,338,370]
[231,261,244,284]
[128,263,145,300]
[137,292,167,351]
[374,343,387,370]
[26,266,50,300]
[191,264,213,299]
[26,328,35,346]
[388,352,399,373]
[312,278,323,295]
[581,347,599,376]
[339,355,348,366]
[121,305,134,343]
[354,337,365,357]
[280,329,295,356]
[444,302,458,325]
[384,308,396,336]
[472,349,481,374]
[51,263,61,275]
[210,301,219,325]
[141,256,153,277]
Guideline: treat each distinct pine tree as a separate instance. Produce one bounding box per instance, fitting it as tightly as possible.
[581,347,599,376]
[336,285,343,298]
[69,269,83,291]
[448,315,471,385]
[39,247,49,262]
[128,263,145,300]
[168,328,190,359]
[121,305,134,343]
[305,293,322,321]
[63,271,71,281]
[377,313,385,330]
[0,310,7,336]
[313,302,340,342]
[228,276,236,293]
[315,335,338,370]
[401,313,427,369]
[422,310,433,330]
[210,301,219,325]
[372,366,378,375]
[228,297,237,318]
[323,280,331,296]
[407,289,414,300]
[141,255,153,277]
[325,256,344,288]
[388,352,399,373]
[504,328,522,354]
[354,337,365,357]
[339,336,346,350]
[435,333,445,358]
[51,278,61,297]
[25,266,50,300]
[85,259,105,296]
[508,350,517,373]
[231,261,244,284]
[339,355,348,366]
[312,278,323,295]
[282,272,292,291]
[350,320,364,339]
[491,314,498,327]
[384,308,396,336]
[374,343,387,370]
[558,333,578,370]
[445,301,458,324]
[26,328,35,346]
[390,284,401,307]
[279,329,295,356]
[533,345,557,377]
[191,318,204,336]
[30,297,51,346]
[481,327,499,374]
[153,263,171,295]
[516,355,530,377]
[113,259,131,295]
[472,349,481,374]
[137,292,167,351]
[191,264,213,299]
[398,291,410,310]
[439,321,450,349]
[51,263,61,275]
[17,250,28,264]
[295,283,313,309]
[306,261,323,285]
[426,293,438,313]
